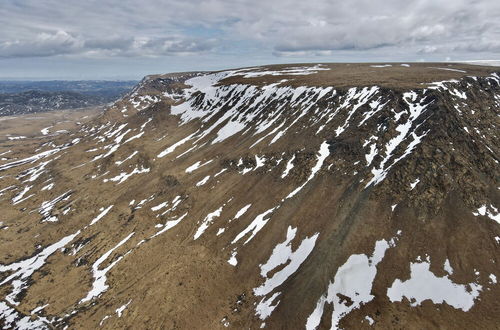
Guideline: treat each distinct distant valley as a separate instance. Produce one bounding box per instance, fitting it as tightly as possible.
[0,80,137,116]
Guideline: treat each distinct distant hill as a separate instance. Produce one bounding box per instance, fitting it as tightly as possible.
[0,80,137,116]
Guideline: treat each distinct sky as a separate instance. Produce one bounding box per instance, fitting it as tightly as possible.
[0,0,499,80]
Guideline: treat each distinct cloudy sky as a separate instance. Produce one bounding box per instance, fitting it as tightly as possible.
[0,0,499,79]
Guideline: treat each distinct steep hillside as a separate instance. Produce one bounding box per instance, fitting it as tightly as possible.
[0,63,498,329]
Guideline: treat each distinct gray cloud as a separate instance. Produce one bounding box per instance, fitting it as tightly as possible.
[0,0,498,62]
[248,0,500,56]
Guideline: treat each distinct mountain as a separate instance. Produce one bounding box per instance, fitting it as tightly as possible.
[0,81,137,116]
[0,63,498,329]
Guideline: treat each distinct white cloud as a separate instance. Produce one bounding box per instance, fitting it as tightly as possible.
[0,30,82,57]
[0,30,218,58]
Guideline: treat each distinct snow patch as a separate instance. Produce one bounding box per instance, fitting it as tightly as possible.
[387,260,482,311]
[472,204,500,223]
[80,232,134,303]
[306,238,395,330]
[194,207,224,240]
[186,159,213,173]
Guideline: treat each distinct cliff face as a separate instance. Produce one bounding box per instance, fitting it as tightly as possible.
[0,63,499,329]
